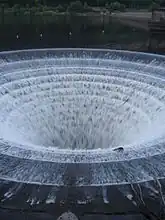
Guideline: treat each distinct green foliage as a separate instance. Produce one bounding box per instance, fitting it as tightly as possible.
[120,3,126,11]
[7,0,162,9]
[96,0,107,6]
[42,10,56,16]
[67,1,84,12]
[10,1,94,15]
[38,4,44,11]
[11,4,21,16]
[55,4,65,12]
[148,1,160,11]
[12,4,20,10]
[6,0,162,15]
[24,11,30,16]
[106,1,126,12]
[67,1,92,13]
[110,1,121,10]
[84,2,89,10]
[83,2,93,12]
[154,0,163,4]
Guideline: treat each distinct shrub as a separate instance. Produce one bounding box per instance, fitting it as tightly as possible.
[148,2,160,11]
[35,11,43,16]
[11,4,21,16]
[67,1,93,13]
[38,4,44,12]
[154,0,162,3]
[96,0,107,6]
[83,2,93,12]
[110,1,121,10]
[55,4,65,13]
[84,2,89,10]
[42,5,49,11]
[12,4,20,10]
[42,10,56,16]
[120,3,126,12]
[24,11,30,16]
[106,1,126,12]
[67,1,84,13]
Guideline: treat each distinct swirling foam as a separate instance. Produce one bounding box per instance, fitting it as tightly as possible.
[0,48,165,186]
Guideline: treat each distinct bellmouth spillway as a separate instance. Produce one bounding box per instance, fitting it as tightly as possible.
[0,48,165,189]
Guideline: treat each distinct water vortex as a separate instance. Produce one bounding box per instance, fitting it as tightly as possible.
[1,48,165,187]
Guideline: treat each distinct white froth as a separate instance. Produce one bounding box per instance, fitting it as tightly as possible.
[0,48,165,186]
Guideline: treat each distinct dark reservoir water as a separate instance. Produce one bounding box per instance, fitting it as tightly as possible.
[0,19,148,51]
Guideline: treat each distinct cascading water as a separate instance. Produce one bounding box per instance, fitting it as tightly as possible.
[1,48,165,209]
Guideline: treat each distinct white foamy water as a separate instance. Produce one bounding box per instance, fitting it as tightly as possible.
[0,48,165,186]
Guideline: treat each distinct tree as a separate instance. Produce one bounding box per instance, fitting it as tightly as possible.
[96,0,107,6]
[67,1,84,12]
